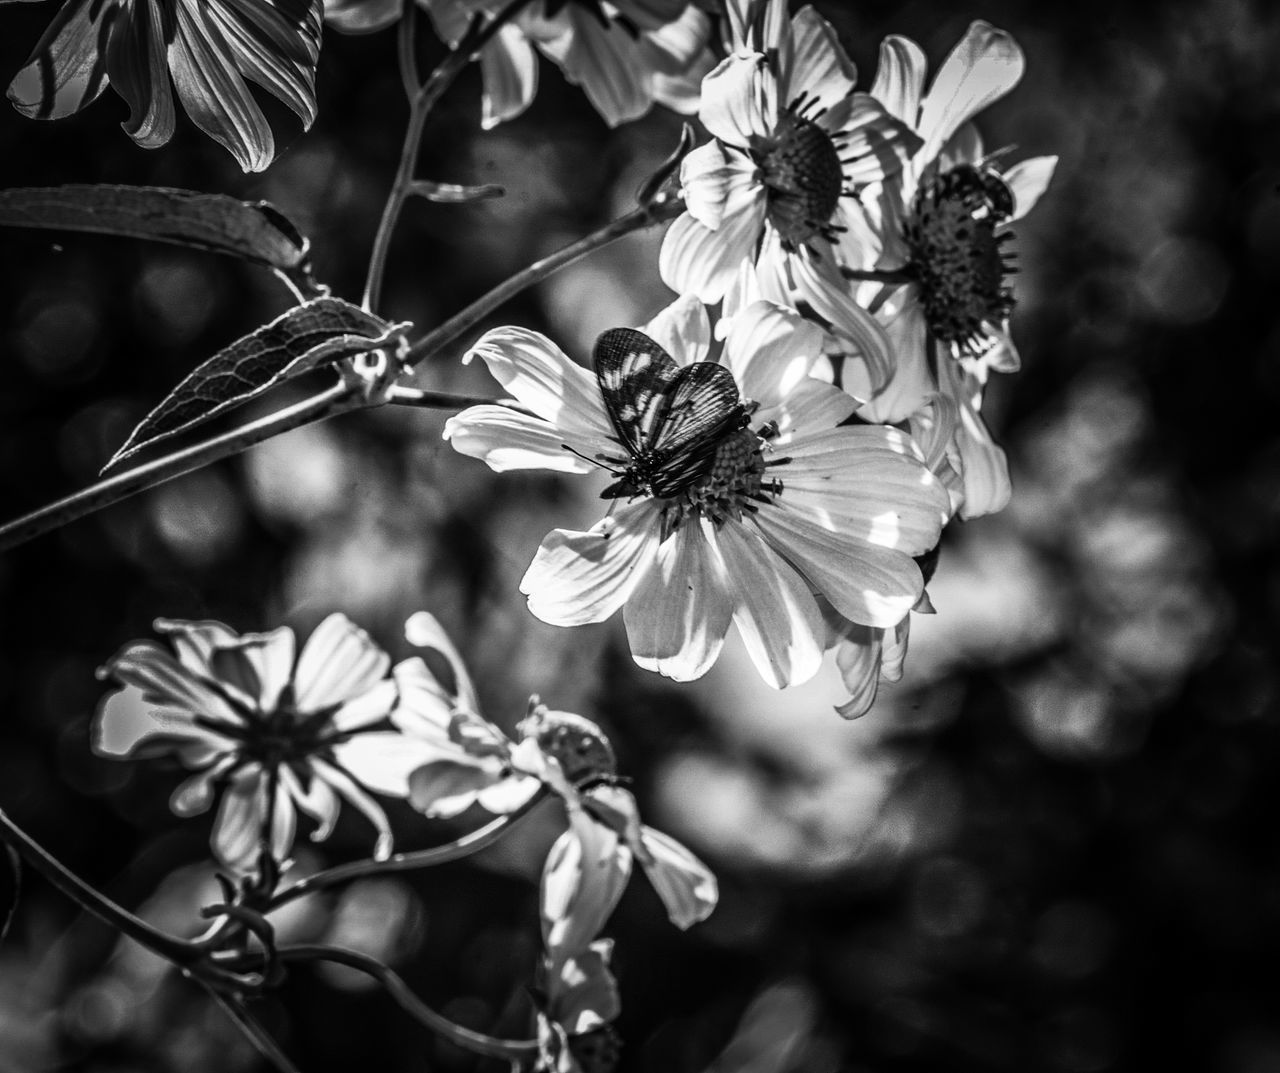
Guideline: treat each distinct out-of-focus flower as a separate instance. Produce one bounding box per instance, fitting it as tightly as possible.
[325,0,714,129]
[534,940,622,1073]
[444,295,949,688]
[659,0,920,390]
[6,0,323,171]
[846,21,1057,517]
[94,613,445,876]
[396,612,718,948]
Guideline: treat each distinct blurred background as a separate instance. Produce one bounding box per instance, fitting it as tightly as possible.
[1,0,1279,1069]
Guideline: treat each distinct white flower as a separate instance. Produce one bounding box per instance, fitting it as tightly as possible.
[444,296,950,688]
[419,0,714,129]
[844,21,1058,518]
[94,614,444,877]
[534,940,621,1073]
[658,0,921,390]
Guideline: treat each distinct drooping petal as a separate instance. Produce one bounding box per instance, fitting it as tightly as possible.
[211,766,293,874]
[641,293,711,366]
[716,519,824,689]
[536,8,650,127]
[834,623,884,719]
[699,51,776,145]
[104,0,176,147]
[1003,155,1058,221]
[312,757,394,859]
[622,516,732,681]
[952,399,1012,519]
[479,23,538,128]
[541,807,632,960]
[444,405,607,475]
[168,0,276,172]
[293,613,391,713]
[521,502,664,627]
[635,826,718,928]
[870,34,926,127]
[170,760,233,816]
[917,21,1024,167]
[280,764,341,842]
[463,327,617,449]
[753,503,923,627]
[7,0,116,121]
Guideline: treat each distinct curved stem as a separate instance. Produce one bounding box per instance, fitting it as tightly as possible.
[207,988,303,1073]
[279,945,538,1062]
[405,196,684,367]
[0,382,360,555]
[0,807,202,965]
[264,789,548,912]
[363,0,535,313]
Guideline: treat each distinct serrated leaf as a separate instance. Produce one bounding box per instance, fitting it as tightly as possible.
[106,297,404,471]
[0,185,321,295]
[407,180,505,203]
[0,845,18,943]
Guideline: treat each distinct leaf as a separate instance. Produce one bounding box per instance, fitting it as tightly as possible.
[0,845,18,943]
[407,180,505,204]
[106,297,405,470]
[0,185,321,295]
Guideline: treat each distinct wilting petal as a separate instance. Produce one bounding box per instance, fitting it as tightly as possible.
[917,21,1024,166]
[699,51,775,145]
[521,502,663,627]
[444,405,606,474]
[169,0,275,172]
[636,826,717,928]
[716,519,823,689]
[871,34,926,127]
[623,517,732,681]
[784,7,857,118]
[280,764,340,842]
[293,613,391,712]
[542,807,631,959]
[1003,155,1058,221]
[8,0,116,121]
[753,503,923,627]
[104,0,175,147]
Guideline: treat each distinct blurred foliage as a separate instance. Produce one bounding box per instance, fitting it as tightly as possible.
[2,0,1280,1070]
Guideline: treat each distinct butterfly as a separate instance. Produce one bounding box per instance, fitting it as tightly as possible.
[592,328,750,501]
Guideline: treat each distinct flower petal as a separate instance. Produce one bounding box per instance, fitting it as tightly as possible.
[207,627,295,714]
[407,758,504,818]
[834,94,921,187]
[659,188,767,304]
[444,405,606,474]
[212,766,294,875]
[834,623,884,719]
[537,8,650,127]
[479,24,538,129]
[870,33,926,127]
[852,292,933,424]
[717,519,824,688]
[323,0,400,33]
[293,613,391,712]
[1003,155,1058,221]
[641,293,711,366]
[542,807,632,959]
[7,0,114,121]
[622,516,732,681]
[521,502,663,627]
[104,0,176,147]
[545,940,621,1032]
[403,611,481,713]
[332,731,452,798]
[785,6,857,118]
[699,51,776,145]
[917,21,1024,166]
[723,299,824,406]
[312,757,394,859]
[636,826,717,928]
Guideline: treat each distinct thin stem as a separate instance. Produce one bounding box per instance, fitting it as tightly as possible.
[385,385,533,413]
[0,807,201,965]
[396,0,419,101]
[207,989,304,1073]
[264,789,548,911]
[0,382,358,555]
[279,945,538,1062]
[405,196,684,367]
[363,0,535,313]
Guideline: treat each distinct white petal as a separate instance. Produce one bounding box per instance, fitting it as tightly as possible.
[917,21,1024,165]
[717,519,824,689]
[538,9,650,127]
[723,300,824,406]
[293,613,391,712]
[407,758,503,818]
[280,766,341,843]
[678,141,756,233]
[312,758,394,859]
[853,294,934,423]
[659,192,767,305]
[938,356,1011,519]
[753,503,923,627]
[444,405,605,474]
[785,7,857,116]
[834,624,884,719]
[206,628,296,714]
[636,826,718,928]
[833,94,922,187]
[332,731,454,799]
[170,766,222,816]
[521,502,664,627]
[1003,155,1058,221]
[699,51,776,145]
[641,293,711,366]
[211,768,285,875]
[623,516,732,681]
[475,773,541,814]
[763,378,856,437]
[479,25,538,129]
[871,34,926,126]
[542,808,632,958]
[463,327,617,447]
[156,618,240,675]
[545,940,621,1032]
[403,612,481,713]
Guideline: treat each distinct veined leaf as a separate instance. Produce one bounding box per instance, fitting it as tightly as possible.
[106,298,405,471]
[0,185,321,295]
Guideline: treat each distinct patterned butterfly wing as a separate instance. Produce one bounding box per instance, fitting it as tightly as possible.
[593,328,683,455]
[645,361,747,498]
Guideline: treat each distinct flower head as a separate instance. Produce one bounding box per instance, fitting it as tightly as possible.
[8,0,322,171]
[534,940,622,1073]
[444,295,950,688]
[94,613,444,876]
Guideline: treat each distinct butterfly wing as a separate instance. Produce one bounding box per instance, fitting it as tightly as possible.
[646,362,747,497]
[593,328,683,456]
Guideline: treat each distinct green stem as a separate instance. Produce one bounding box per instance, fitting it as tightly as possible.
[363,0,535,313]
[405,196,684,367]
[0,807,202,965]
[0,382,359,555]
[264,789,548,912]
[279,945,538,1062]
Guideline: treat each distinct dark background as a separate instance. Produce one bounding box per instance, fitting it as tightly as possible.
[2,1,1280,1070]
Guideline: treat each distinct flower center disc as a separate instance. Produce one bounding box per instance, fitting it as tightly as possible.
[903,163,1017,356]
[674,427,777,529]
[758,112,844,247]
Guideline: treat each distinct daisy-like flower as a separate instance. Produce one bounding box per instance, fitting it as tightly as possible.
[842,21,1057,517]
[392,612,717,950]
[405,0,714,130]
[94,613,447,877]
[444,296,950,688]
[658,0,921,388]
[6,0,321,171]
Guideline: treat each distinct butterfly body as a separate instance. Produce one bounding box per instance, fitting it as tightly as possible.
[592,328,751,501]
